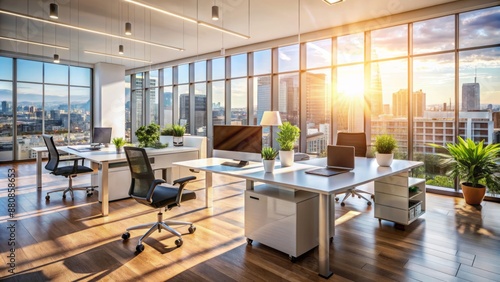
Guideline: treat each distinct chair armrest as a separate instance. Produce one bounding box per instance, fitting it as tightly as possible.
[145,179,167,202]
[173,176,196,186]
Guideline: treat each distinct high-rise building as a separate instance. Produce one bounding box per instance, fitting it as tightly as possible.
[305,73,328,125]
[256,76,271,125]
[279,76,299,125]
[413,89,426,117]
[462,81,480,111]
[371,62,383,117]
[392,89,407,117]
[392,89,427,117]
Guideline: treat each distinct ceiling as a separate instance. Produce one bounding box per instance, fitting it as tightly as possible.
[0,0,459,71]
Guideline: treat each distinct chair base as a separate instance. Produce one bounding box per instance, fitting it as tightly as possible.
[45,175,96,200]
[122,209,196,253]
[335,188,374,207]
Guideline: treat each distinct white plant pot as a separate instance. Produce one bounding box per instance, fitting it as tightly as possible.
[173,136,184,147]
[376,153,393,167]
[159,136,173,146]
[279,150,294,167]
[262,159,275,173]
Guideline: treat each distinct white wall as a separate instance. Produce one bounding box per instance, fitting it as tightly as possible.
[93,62,125,138]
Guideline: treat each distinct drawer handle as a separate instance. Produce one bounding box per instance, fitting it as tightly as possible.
[249,196,259,200]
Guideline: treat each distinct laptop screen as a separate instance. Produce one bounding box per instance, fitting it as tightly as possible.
[327,145,355,170]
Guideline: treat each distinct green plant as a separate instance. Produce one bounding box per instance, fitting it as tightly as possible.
[429,136,500,194]
[161,125,174,136]
[261,146,279,160]
[276,122,300,151]
[111,137,127,148]
[135,123,160,147]
[172,124,186,137]
[374,134,397,154]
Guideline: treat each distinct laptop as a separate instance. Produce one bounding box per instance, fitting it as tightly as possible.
[306,145,355,177]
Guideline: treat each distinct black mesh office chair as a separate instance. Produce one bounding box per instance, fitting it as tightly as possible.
[335,132,374,206]
[42,134,96,200]
[121,146,197,253]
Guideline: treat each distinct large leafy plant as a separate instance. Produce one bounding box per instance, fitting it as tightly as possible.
[276,122,300,151]
[429,136,500,194]
[135,123,161,147]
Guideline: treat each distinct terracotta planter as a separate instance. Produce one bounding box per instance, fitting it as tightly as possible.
[375,153,393,167]
[279,150,294,167]
[461,183,486,205]
[262,159,275,173]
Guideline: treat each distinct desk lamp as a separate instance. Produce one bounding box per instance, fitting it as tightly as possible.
[259,111,282,147]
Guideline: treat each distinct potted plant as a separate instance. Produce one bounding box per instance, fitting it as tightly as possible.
[160,125,174,146]
[172,124,186,147]
[276,121,300,167]
[261,146,279,173]
[111,137,127,153]
[135,123,160,148]
[429,137,500,205]
[374,134,397,166]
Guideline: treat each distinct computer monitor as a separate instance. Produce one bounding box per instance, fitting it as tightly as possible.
[92,127,112,146]
[213,125,262,166]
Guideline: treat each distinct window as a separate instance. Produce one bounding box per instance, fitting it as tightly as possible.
[253,50,271,75]
[278,44,299,72]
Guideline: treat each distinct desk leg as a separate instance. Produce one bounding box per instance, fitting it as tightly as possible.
[318,194,333,278]
[36,151,43,189]
[245,180,254,190]
[101,162,109,216]
[205,171,213,208]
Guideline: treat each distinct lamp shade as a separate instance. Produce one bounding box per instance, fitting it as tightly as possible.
[260,111,282,126]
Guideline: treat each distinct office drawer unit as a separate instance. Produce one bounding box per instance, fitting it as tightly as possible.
[374,172,426,225]
[245,184,318,261]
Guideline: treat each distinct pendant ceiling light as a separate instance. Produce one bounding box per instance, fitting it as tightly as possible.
[125,22,132,35]
[323,0,344,5]
[49,2,58,19]
[53,54,60,63]
[119,44,124,54]
[211,5,219,21]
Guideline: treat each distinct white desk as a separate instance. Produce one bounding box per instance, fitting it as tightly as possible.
[173,157,423,278]
[33,145,200,216]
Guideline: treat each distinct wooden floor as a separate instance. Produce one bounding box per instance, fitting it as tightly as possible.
[1,161,500,281]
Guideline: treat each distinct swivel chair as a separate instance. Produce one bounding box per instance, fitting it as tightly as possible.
[42,135,96,200]
[121,146,197,253]
[335,132,374,206]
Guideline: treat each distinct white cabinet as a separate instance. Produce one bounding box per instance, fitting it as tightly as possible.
[374,172,426,226]
[245,184,318,260]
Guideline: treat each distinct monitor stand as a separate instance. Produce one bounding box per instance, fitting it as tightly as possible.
[221,160,249,168]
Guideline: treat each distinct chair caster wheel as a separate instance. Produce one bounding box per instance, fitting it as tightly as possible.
[136,244,144,253]
[289,255,296,263]
[188,226,196,234]
[122,232,130,240]
[367,201,372,206]
[340,202,345,207]
[246,238,253,245]
[335,197,339,202]
[371,195,375,199]
[87,192,93,197]
[175,239,183,247]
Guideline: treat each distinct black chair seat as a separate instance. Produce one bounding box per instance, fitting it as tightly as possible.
[53,165,94,176]
[151,186,197,209]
